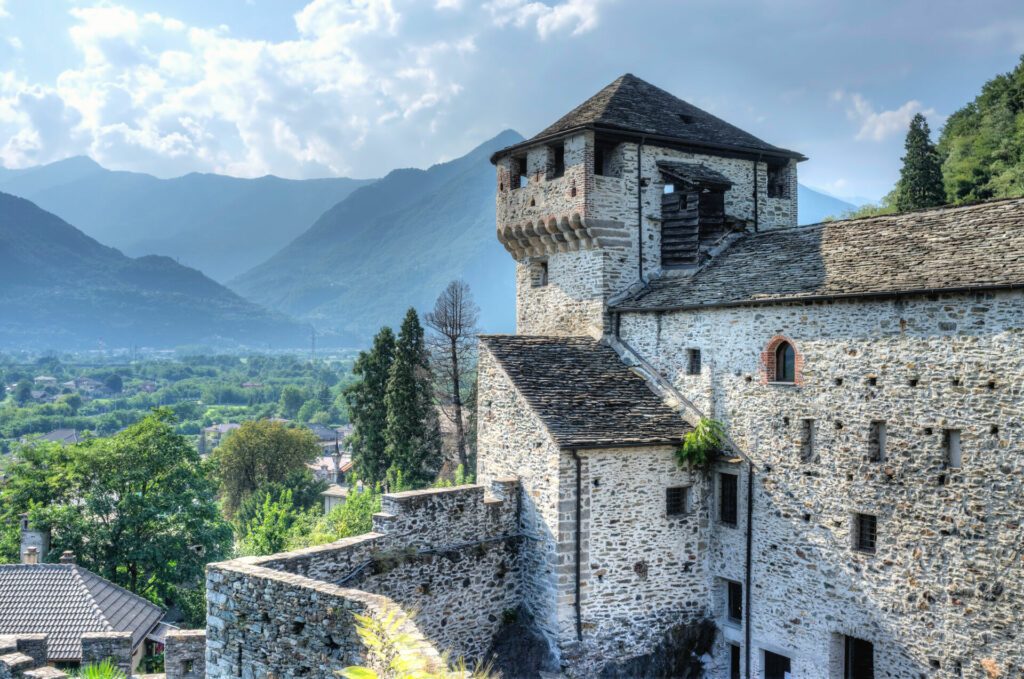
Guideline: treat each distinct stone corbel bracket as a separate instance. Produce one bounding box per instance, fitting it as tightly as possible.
[497,214,629,259]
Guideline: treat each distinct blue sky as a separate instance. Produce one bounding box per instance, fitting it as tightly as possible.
[1,1,1022,201]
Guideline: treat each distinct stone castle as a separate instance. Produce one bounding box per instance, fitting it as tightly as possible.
[6,74,1022,679]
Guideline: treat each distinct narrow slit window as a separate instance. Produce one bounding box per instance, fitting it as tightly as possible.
[854,513,877,553]
[944,429,962,469]
[726,580,743,623]
[775,341,795,382]
[550,143,565,179]
[514,156,528,188]
[868,421,887,462]
[666,486,689,516]
[686,349,702,376]
[719,473,738,526]
[729,644,741,679]
[800,419,815,462]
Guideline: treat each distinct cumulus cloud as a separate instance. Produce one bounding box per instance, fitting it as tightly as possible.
[484,0,605,39]
[832,90,941,142]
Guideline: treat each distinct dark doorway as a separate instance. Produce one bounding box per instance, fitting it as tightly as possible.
[764,651,791,679]
[845,636,874,679]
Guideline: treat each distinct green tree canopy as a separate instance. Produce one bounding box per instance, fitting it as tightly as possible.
[210,419,320,517]
[894,113,945,212]
[9,409,231,601]
[346,327,396,485]
[279,385,305,418]
[384,309,441,488]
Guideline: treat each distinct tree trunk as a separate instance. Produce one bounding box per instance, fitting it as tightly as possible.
[450,336,467,470]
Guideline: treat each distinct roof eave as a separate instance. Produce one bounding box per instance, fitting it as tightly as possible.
[613,282,1024,314]
[490,123,807,164]
[559,437,687,450]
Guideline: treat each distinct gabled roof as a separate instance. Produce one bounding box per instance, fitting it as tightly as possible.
[0,564,163,661]
[614,197,1024,312]
[492,74,804,162]
[480,335,690,448]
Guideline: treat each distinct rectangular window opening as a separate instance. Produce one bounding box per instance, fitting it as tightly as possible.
[944,429,962,469]
[719,473,738,526]
[686,348,702,376]
[868,421,887,462]
[663,182,675,194]
[593,140,619,177]
[854,513,877,553]
[726,580,743,623]
[767,163,788,199]
[530,260,549,288]
[665,486,689,516]
[800,419,815,462]
[550,143,565,179]
[763,650,792,679]
[844,635,875,679]
[514,155,528,189]
[729,644,741,679]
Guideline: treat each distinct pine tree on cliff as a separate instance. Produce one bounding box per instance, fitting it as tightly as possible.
[895,113,946,212]
[384,308,442,488]
[345,326,396,485]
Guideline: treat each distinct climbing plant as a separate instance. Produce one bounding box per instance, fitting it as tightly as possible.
[674,418,727,471]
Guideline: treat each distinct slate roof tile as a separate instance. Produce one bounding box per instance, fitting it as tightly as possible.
[0,564,163,662]
[481,335,690,448]
[614,197,1024,311]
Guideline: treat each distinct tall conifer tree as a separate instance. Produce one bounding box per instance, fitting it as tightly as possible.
[895,113,946,211]
[384,308,442,488]
[345,327,396,485]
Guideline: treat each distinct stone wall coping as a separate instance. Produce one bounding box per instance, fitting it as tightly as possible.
[208,560,390,606]
[0,651,33,668]
[23,668,67,678]
[164,629,205,640]
[383,484,484,502]
[80,632,132,641]
[238,531,384,567]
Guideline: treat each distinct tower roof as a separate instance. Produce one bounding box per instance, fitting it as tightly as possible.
[492,74,805,162]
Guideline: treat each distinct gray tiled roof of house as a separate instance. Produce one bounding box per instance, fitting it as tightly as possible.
[614,198,1024,312]
[0,564,163,662]
[481,335,690,448]
[493,74,804,162]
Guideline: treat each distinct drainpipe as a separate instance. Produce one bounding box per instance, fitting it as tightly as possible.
[752,155,761,233]
[637,137,646,283]
[571,449,583,642]
[744,462,754,678]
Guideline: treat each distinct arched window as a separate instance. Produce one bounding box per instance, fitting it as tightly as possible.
[775,341,796,383]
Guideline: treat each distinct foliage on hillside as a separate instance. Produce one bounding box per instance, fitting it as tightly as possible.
[939,55,1024,203]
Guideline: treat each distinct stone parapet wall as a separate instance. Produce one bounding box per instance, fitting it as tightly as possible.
[164,629,205,679]
[80,632,132,675]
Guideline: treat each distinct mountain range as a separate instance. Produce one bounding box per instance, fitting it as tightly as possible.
[0,192,309,350]
[0,158,373,282]
[0,131,858,350]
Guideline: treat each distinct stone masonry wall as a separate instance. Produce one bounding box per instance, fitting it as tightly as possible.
[205,482,521,677]
[476,344,563,658]
[620,289,1024,678]
[165,629,206,679]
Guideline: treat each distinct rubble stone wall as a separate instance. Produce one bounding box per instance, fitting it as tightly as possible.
[620,289,1024,678]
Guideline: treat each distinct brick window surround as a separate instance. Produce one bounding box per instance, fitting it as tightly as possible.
[761,335,804,385]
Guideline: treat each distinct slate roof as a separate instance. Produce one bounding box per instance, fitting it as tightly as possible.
[480,335,690,448]
[614,197,1024,312]
[657,161,733,190]
[0,564,163,661]
[493,74,804,162]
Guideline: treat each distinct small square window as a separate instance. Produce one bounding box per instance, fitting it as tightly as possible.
[854,513,877,553]
[686,349,702,376]
[666,486,689,516]
[719,473,738,526]
[726,580,743,623]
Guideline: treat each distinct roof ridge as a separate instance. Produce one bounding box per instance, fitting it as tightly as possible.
[70,566,114,631]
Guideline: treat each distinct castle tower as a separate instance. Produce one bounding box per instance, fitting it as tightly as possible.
[490,74,804,337]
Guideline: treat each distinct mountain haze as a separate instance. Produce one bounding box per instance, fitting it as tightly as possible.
[230,130,523,345]
[0,192,308,350]
[797,185,857,224]
[0,158,374,282]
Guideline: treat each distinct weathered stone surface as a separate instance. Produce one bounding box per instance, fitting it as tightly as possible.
[165,629,205,679]
[80,632,131,675]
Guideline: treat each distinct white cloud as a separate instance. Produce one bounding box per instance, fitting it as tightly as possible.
[8,36,21,50]
[484,0,605,39]
[0,0,8,19]
[832,90,941,142]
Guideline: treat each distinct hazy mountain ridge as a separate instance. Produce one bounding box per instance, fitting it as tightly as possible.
[797,185,858,224]
[0,192,309,350]
[0,158,375,282]
[229,129,524,345]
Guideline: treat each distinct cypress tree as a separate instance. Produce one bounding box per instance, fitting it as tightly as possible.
[895,113,946,212]
[345,327,396,485]
[384,308,442,488]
